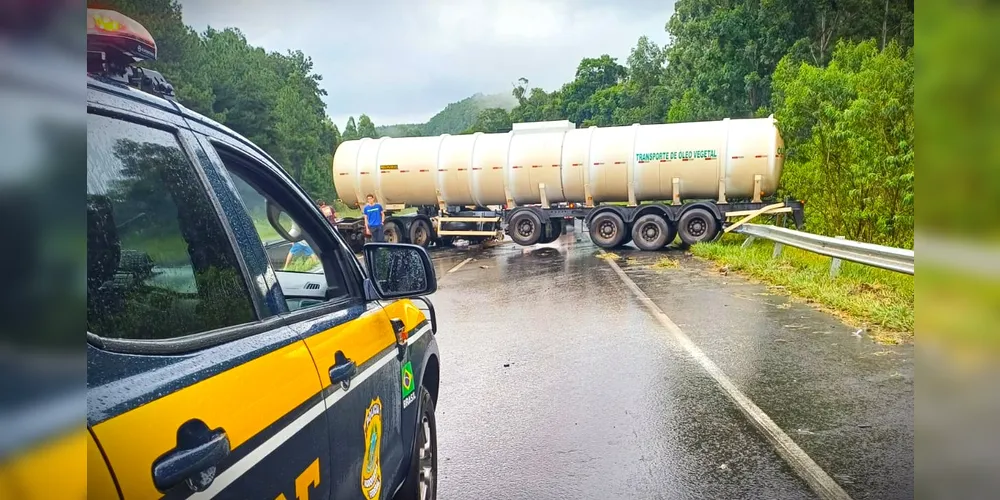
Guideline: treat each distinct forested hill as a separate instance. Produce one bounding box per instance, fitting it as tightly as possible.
[376,92,518,138]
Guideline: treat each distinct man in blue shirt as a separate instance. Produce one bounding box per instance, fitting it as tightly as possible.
[282,240,319,271]
[362,193,385,242]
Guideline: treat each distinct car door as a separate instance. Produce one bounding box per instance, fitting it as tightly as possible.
[191,130,412,500]
[85,97,333,500]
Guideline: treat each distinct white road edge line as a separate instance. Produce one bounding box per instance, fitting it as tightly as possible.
[191,324,432,499]
[601,255,853,500]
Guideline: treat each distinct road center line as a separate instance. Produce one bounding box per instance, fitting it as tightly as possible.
[601,254,853,500]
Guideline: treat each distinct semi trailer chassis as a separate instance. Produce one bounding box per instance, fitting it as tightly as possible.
[336,199,804,253]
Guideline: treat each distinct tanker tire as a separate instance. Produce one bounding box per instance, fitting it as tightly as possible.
[539,219,564,244]
[678,208,719,245]
[409,218,432,248]
[589,212,627,248]
[508,211,542,246]
[632,214,672,251]
[383,220,405,243]
[615,227,633,248]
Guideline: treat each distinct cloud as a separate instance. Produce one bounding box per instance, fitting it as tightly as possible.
[179,0,676,128]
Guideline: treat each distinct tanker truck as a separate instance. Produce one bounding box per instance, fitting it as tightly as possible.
[332,116,803,252]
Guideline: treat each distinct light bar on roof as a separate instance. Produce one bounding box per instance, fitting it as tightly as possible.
[86,8,157,62]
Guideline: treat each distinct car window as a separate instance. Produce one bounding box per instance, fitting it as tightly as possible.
[86,113,256,341]
[214,148,351,313]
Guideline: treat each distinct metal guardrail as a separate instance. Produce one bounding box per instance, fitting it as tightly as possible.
[734,224,914,275]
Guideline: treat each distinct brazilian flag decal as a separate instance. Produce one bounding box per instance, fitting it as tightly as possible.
[401,361,415,398]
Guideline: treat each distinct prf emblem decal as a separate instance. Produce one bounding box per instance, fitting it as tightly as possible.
[401,361,416,408]
[362,398,383,499]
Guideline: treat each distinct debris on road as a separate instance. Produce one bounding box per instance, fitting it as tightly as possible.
[654,257,679,269]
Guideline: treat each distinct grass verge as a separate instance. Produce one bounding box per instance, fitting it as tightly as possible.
[691,234,914,344]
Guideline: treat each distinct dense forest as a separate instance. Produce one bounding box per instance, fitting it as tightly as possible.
[91,0,913,247]
[89,0,343,202]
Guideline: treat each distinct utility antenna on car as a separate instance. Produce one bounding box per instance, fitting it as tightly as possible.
[86,8,176,101]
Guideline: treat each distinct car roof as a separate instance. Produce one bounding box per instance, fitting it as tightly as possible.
[86,73,285,170]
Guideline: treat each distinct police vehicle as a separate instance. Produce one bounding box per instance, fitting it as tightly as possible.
[86,9,441,500]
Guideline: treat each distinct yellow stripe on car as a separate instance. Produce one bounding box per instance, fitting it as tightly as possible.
[91,341,319,499]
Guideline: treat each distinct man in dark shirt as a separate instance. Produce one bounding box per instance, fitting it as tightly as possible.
[362,194,385,242]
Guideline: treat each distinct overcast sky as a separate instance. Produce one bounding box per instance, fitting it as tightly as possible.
[179,0,676,129]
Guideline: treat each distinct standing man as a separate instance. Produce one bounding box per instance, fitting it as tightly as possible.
[317,199,337,225]
[363,193,385,242]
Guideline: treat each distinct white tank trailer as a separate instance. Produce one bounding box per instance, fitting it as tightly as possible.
[332,117,803,252]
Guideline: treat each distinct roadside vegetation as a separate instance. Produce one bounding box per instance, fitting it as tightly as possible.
[691,234,913,344]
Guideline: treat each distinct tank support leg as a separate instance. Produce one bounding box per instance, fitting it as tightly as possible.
[717,178,728,204]
[672,177,681,206]
[435,190,447,214]
[752,174,763,203]
[539,183,550,209]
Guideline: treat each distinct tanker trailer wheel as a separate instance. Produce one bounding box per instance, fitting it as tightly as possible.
[508,211,543,246]
[631,214,675,251]
[678,208,719,246]
[589,212,627,248]
[409,218,432,248]
[538,219,564,244]
[383,220,405,243]
[615,226,633,248]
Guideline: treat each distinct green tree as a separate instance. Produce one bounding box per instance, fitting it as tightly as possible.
[772,39,913,247]
[330,124,342,151]
[357,114,379,139]
[342,117,359,141]
[463,108,513,134]
[560,55,627,125]
[509,78,564,123]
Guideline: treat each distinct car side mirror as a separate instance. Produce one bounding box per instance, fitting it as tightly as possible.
[266,199,305,242]
[363,243,437,299]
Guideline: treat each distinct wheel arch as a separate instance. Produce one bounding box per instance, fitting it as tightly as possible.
[504,206,548,224]
[632,204,672,224]
[583,205,628,226]
[422,352,440,406]
[679,201,724,223]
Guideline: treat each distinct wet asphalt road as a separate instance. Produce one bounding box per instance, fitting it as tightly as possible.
[425,228,913,500]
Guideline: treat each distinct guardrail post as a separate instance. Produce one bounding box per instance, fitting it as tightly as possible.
[772,242,783,259]
[829,235,846,278]
[741,235,756,249]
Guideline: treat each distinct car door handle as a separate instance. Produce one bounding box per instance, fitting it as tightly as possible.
[329,350,357,385]
[152,419,230,493]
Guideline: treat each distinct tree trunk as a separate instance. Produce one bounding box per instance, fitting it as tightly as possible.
[882,0,889,50]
